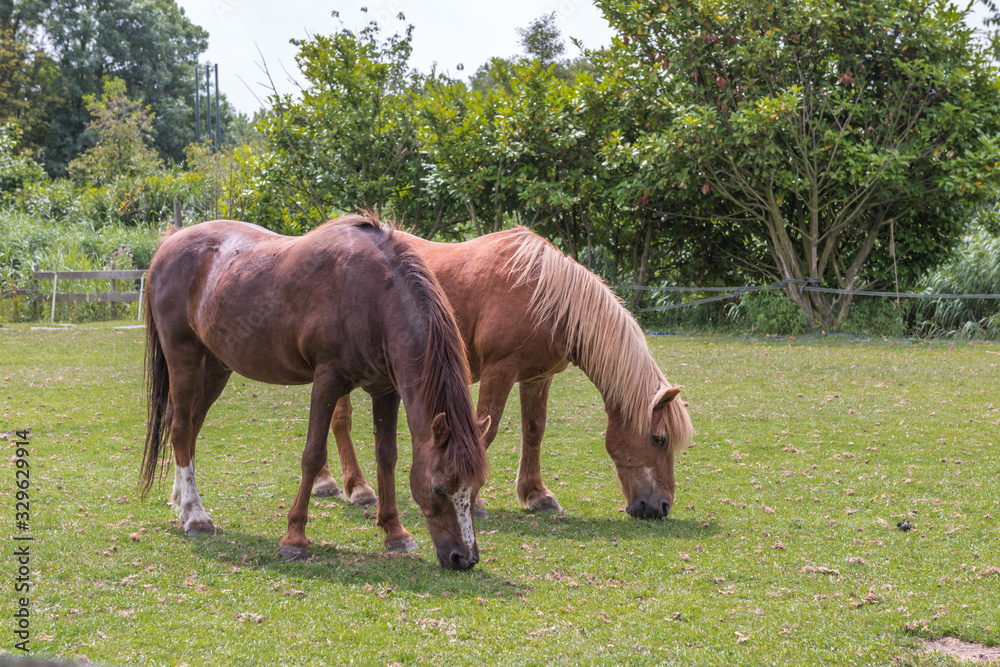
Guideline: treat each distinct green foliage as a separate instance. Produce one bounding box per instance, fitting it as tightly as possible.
[0,24,59,149]
[16,0,209,174]
[0,120,43,195]
[840,298,909,339]
[517,12,565,66]
[0,209,158,321]
[913,225,1000,339]
[596,0,1000,331]
[67,77,162,186]
[259,11,423,230]
[727,288,809,336]
[184,140,287,228]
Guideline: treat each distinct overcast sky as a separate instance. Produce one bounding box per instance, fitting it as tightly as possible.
[173,0,616,116]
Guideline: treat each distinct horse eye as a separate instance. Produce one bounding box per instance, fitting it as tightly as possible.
[432,484,449,499]
[651,435,667,448]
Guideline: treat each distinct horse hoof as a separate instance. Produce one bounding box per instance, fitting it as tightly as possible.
[312,479,342,498]
[473,497,489,518]
[184,519,217,537]
[527,496,563,513]
[278,544,310,561]
[385,537,418,552]
[349,487,378,507]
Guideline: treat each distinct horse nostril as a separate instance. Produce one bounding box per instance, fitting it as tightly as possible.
[450,551,468,570]
[661,500,671,517]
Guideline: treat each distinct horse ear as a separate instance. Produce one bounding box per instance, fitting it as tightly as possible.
[432,412,450,448]
[651,386,681,418]
[478,415,492,437]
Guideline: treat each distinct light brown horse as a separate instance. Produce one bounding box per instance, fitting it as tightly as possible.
[141,215,489,569]
[313,227,693,519]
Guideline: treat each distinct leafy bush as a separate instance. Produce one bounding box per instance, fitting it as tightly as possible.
[913,226,1000,339]
[726,288,808,336]
[14,179,80,221]
[840,298,908,339]
[0,122,45,197]
[0,211,159,322]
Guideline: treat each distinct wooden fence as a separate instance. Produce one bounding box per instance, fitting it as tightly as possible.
[31,267,147,323]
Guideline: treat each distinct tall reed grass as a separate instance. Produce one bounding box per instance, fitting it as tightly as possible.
[914,226,1000,339]
[0,210,160,322]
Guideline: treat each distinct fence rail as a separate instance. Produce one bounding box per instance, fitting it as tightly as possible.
[610,279,1000,312]
[32,267,147,323]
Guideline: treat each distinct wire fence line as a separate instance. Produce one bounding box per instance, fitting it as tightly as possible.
[608,279,1000,313]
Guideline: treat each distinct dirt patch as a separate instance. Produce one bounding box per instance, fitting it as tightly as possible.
[925,637,1000,663]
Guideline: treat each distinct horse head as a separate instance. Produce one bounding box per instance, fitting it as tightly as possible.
[605,385,693,519]
[410,412,490,570]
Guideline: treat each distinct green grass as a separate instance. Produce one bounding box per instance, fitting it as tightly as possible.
[1,324,998,665]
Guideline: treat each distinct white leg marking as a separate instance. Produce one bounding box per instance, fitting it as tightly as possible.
[449,486,476,551]
[169,463,183,510]
[175,462,212,528]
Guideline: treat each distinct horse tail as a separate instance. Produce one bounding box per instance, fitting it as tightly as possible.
[140,259,171,497]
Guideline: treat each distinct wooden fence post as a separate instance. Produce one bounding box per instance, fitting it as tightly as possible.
[50,274,58,323]
[110,257,118,320]
[174,199,182,229]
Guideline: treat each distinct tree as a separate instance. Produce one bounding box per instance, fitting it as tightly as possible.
[0,26,58,151]
[517,13,566,66]
[67,77,161,185]
[23,0,208,174]
[260,12,431,231]
[597,0,1000,330]
[0,120,43,195]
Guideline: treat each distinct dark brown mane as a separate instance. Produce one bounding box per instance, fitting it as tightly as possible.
[333,214,488,484]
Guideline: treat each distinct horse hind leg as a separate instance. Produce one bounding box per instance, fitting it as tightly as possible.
[169,351,231,536]
[313,394,377,505]
[516,377,563,512]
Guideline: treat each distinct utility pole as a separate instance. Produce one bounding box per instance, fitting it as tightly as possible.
[194,63,200,143]
[205,64,212,146]
[214,63,222,149]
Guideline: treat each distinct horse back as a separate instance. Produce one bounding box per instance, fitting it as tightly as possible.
[147,220,418,388]
[402,229,571,382]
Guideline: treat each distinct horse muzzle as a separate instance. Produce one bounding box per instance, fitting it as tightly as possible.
[437,544,480,571]
[625,496,672,519]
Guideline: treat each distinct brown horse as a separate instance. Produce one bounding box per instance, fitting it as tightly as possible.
[313,227,693,519]
[140,215,489,570]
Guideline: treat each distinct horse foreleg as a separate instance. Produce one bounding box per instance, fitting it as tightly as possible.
[371,392,416,552]
[516,377,562,512]
[279,376,344,562]
[470,361,519,517]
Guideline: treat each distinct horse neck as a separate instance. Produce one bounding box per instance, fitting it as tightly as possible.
[387,301,477,449]
[567,319,665,434]
[386,326,437,440]
[506,228,665,433]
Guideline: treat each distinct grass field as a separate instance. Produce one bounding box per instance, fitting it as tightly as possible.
[1,323,998,666]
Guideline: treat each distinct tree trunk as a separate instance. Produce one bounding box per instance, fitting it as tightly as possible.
[465,200,482,237]
[631,219,653,310]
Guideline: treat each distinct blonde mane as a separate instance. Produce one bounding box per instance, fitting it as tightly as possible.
[502,228,693,448]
